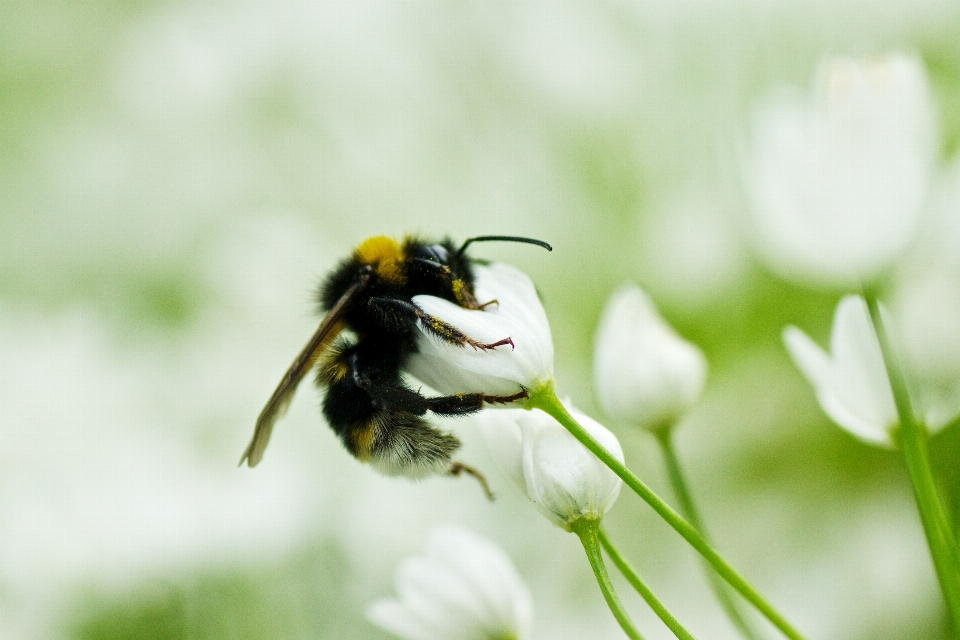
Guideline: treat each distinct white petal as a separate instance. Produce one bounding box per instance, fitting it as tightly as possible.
[473,263,553,344]
[394,557,492,640]
[479,405,624,530]
[520,420,583,527]
[475,408,527,491]
[910,384,960,433]
[367,598,449,640]
[783,326,832,390]
[367,526,533,640]
[427,526,534,639]
[517,405,623,528]
[829,297,898,431]
[409,262,554,395]
[815,387,896,448]
[413,297,537,392]
[894,270,960,431]
[783,298,899,447]
[571,406,624,514]
[407,340,523,398]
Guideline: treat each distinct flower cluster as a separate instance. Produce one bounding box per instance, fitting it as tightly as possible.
[406,260,625,530]
[366,50,959,640]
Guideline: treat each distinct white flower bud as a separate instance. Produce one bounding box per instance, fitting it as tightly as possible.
[367,525,534,640]
[593,285,707,429]
[744,52,936,285]
[407,262,554,397]
[478,402,623,530]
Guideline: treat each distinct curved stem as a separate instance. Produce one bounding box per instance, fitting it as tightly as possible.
[654,428,764,640]
[598,526,697,640]
[863,291,960,627]
[571,518,645,640]
[527,388,806,640]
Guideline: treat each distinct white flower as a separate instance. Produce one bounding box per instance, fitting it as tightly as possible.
[783,296,958,447]
[593,284,707,429]
[478,402,623,530]
[893,161,960,426]
[893,271,960,429]
[367,525,534,640]
[407,262,554,397]
[744,53,936,285]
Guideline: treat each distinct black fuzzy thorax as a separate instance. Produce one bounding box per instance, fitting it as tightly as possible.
[317,236,476,342]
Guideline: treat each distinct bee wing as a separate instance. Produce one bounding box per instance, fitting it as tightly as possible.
[240,273,370,467]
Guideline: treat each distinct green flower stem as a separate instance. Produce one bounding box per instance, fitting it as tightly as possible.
[527,387,806,640]
[863,291,960,626]
[571,518,645,640]
[598,526,697,640]
[653,427,763,640]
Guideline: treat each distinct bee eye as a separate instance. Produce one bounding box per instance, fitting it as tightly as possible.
[427,244,449,263]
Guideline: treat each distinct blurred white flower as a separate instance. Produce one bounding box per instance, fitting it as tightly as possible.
[893,271,960,429]
[479,403,623,530]
[744,52,936,285]
[367,525,534,640]
[783,296,958,447]
[593,284,707,429]
[408,262,554,398]
[784,297,897,446]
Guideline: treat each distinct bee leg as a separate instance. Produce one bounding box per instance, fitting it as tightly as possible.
[449,462,494,501]
[425,387,529,415]
[367,297,513,350]
[356,377,430,415]
[482,388,529,404]
[359,379,527,417]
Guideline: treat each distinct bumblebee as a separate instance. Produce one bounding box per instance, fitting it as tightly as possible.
[240,234,551,496]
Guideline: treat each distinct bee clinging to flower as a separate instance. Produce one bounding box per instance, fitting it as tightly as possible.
[240,234,552,496]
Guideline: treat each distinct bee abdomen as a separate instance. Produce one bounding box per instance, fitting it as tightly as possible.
[353,414,460,479]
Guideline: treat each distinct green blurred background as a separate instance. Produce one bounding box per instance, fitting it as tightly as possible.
[2,2,959,639]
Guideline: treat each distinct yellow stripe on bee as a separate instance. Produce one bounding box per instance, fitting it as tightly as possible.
[354,235,406,286]
[349,423,377,460]
[317,355,349,384]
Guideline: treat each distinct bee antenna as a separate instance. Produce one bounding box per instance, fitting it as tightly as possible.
[457,235,553,256]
